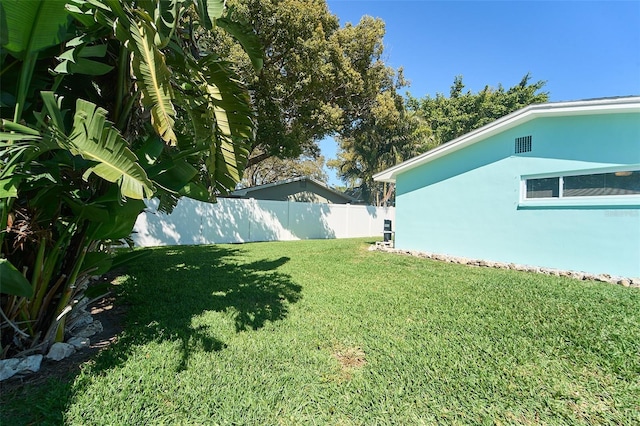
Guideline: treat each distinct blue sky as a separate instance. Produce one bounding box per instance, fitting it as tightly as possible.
[320,0,640,186]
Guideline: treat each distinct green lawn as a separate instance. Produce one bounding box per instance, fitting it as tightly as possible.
[2,238,639,425]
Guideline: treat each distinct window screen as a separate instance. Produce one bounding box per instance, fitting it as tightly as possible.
[526,177,559,198]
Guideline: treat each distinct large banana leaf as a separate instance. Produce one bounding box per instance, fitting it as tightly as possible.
[135,131,211,203]
[0,0,70,59]
[172,53,253,194]
[0,0,72,121]
[203,58,252,193]
[67,0,178,145]
[147,157,198,192]
[129,20,177,145]
[73,187,145,240]
[217,16,263,72]
[65,99,155,199]
[195,0,226,29]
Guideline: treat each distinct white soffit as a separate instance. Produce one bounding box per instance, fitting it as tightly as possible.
[373,96,640,183]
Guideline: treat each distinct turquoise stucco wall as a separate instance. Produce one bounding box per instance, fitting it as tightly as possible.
[395,113,640,277]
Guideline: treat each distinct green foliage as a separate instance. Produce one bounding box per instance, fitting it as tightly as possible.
[409,73,549,146]
[241,153,328,187]
[333,73,549,205]
[330,108,430,206]
[0,0,72,121]
[0,0,261,358]
[65,98,155,200]
[0,259,33,298]
[207,0,407,175]
[321,15,431,205]
[2,239,638,424]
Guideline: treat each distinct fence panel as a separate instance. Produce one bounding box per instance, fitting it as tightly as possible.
[132,198,394,247]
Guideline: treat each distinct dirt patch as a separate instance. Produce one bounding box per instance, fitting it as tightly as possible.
[0,293,126,393]
[333,345,366,370]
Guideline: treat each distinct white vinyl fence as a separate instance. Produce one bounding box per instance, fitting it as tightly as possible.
[132,198,395,247]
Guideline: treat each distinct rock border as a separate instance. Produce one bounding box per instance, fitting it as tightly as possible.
[369,243,640,288]
[0,296,105,382]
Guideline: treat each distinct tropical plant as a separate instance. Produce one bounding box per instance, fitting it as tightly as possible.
[0,0,262,358]
[329,108,430,206]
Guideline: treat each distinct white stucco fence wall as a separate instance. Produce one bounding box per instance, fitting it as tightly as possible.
[132,198,395,247]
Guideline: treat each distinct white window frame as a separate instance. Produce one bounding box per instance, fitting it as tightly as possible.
[519,165,640,208]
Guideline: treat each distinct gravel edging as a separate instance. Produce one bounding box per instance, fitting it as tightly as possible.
[369,244,640,288]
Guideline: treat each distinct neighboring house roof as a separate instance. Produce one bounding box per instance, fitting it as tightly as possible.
[374,96,640,183]
[229,176,358,204]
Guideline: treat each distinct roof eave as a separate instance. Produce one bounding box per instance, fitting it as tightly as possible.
[231,176,356,202]
[373,97,640,183]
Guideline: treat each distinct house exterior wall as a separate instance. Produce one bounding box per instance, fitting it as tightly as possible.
[395,112,640,277]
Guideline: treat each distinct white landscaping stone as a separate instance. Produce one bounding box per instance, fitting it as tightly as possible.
[46,342,76,361]
[73,320,103,338]
[72,296,90,313]
[67,336,91,349]
[0,355,43,381]
[69,312,94,332]
[0,359,20,381]
[373,244,637,287]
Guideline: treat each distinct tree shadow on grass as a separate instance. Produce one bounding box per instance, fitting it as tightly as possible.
[94,245,301,372]
[1,245,302,424]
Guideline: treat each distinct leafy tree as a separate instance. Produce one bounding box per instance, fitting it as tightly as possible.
[241,154,328,187]
[207,0,406,171]
[408,73,549,146]
[332,74,548,205]
[0,0,260,358]
[329,109,430,206]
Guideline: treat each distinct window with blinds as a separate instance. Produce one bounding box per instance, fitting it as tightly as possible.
[564,171,640,197]
[525,170,640,199]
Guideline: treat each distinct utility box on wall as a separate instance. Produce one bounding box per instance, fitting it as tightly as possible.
[383,219,393,243]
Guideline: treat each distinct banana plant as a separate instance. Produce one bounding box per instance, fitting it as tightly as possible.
[0,0,263,358]
[0,94,155,352]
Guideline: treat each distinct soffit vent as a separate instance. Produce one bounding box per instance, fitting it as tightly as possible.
[515,135,532,153]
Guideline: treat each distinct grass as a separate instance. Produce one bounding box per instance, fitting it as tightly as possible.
[2,238,639,425]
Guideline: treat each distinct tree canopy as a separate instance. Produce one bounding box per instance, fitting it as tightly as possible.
[329,109,429,206]
[209,0,408,171]
[241,154,328,187]
[332,74,549,205]
[407,73,549,146]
